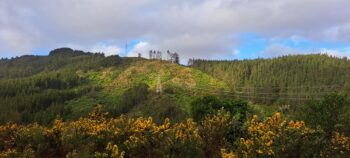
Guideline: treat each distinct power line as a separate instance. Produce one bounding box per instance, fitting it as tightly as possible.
[184,88,324,101]
[190,86,350,95]
[180,85,349,101]
[203,84,344,89]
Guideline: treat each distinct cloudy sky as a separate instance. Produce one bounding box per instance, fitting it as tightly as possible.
[1,0,350,63]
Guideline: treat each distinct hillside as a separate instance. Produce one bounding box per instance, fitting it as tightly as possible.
[1,50,350,157]
[191,54,350,104]
[0,48,123,79]
[2,50,350,125]
[0,48,226,125]
[3,50,350,125]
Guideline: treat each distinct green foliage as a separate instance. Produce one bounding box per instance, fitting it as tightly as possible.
[190,96,256,145]
[235,113,346,158]
[190,95,251,121]
[128,95,188,124]
[0,48,122,79]
[0,48,123,125]
[0,48,229,125]
[191,54,350,105]
[191,95,222,121]
[199,109,233,158]
[107,83,150,116]
[1,102,350,158]
[298,93,350,136]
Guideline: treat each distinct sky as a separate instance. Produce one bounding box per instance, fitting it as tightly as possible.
[1,0,350,63]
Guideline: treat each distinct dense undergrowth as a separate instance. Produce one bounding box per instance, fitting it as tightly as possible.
[1,100,349,158]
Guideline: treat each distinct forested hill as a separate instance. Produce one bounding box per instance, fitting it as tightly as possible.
[0,48,226,125]
[190,54,350,104]
[0,48,128,124]
[0,48,123,79]
[2,49,349,125]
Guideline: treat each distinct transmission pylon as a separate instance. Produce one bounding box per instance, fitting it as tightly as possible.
[156,74,162,94]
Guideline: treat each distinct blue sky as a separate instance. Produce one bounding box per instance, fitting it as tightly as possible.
[236,33,350,59]
[1,0,350,62]
[11,35,349,61]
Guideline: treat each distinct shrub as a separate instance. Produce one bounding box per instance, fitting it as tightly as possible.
[236,112,350,158]
[298,93,350,136]
[200,109,232,157]
[190,95,251,122]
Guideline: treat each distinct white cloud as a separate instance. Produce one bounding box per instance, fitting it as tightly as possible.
[63,43,121,56]
[320,48,350,58]
[331,24,350,42]
[1,0,350,59]
[127,41,150,58]
[233,49,240,56]
[290,35,302,45]
[0,29,34,53]
[261,44,300,57]
[90,44,121,56]
[260,44,350,58]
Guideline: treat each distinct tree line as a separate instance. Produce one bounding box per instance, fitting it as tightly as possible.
[190,54,350,105]
[0,48,124,125]
[149,50,180,64]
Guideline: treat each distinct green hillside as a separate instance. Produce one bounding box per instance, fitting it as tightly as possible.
[64,59,228,124]
[2,50,350,126]
[0,48,226,125]
[1,49,350,157]
[190,54,350,105]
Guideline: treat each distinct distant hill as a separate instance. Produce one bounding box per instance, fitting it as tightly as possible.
[0,48,122,79]
[2,49,349,125]
[0,48,226,125]
[190,54,350,105]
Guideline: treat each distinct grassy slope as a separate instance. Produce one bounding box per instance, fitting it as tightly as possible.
[109,60,226,110]
[65,59,228,119]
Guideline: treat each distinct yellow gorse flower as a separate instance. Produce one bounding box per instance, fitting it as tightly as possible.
[2,105,348,158]
[221,149,236,158]
[331,132,350,154]
[238,112,311,157]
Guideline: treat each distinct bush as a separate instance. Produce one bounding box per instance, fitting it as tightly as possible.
[235,112,350,158]
[190,95,251,121]
[108,83,149,116]
[199,109,232,158]
[298,93,350,136]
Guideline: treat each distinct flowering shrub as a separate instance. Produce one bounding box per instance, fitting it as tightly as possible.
[200,109,232,157]
[0,106,204,157]
[221,149,236,158]
[238,113,311,157]
[328,132,350,157]
[95,143,125,158]
[236,112,350,158]
[0,123,17,152]
[0,106,349,158]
